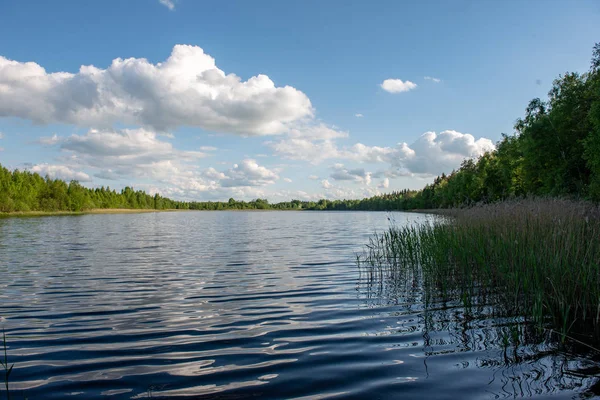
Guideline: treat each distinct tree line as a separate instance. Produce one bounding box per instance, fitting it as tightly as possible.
[1,43,599,213]
[0,165,326,212]
[0,166,418,212]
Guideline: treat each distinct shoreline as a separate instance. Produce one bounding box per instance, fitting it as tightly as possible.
[0,209,306,218]
[406,208,457,216]
[0,208,449,219]
[0,209,185,218]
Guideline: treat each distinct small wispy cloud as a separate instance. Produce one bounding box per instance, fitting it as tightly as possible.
[159,0,175,10]
[380,79,417,93]
[199,146,217,151]
[355,113,364,118]
[424,76,441,83]
[283,178,293,183]
[37,134,61,145]
[0,132,4,139]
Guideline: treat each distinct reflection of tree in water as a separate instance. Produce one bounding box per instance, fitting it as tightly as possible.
[355,264,600,398]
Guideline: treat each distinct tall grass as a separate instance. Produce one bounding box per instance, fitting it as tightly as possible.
[1,330,13,400]
[358,198,600,347]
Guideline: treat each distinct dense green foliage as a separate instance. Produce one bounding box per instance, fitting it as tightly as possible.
[359,198,600,347]
[0,165,183,212]
[0,164,330,212]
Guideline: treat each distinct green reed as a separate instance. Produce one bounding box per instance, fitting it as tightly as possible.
[358,198,600,348]
[0,330,13,400]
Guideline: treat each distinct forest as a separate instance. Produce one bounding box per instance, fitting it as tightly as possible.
[0,166,313,212]
[0,164,326,212]
[1,43,599,214]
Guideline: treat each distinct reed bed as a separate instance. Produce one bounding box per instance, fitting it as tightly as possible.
[358,198,600,347]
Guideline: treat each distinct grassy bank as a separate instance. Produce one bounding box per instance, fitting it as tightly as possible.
[358,198,600,347]
[0,208,184,219]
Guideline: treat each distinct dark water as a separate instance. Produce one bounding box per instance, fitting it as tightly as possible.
[0,211,597,399]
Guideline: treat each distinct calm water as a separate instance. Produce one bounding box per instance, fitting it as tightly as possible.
[0,211,597,399]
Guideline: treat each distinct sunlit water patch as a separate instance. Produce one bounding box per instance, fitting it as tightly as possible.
[0,211,597,399]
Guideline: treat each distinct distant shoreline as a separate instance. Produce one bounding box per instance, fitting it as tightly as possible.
[406,209,456,216]
[0,208,307,218]
[0,209,184,218]
[0,208,448,219]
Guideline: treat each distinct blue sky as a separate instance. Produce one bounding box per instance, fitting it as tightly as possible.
[0,0,599,201]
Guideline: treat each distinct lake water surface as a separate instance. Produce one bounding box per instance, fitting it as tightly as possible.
[0,211,598,399]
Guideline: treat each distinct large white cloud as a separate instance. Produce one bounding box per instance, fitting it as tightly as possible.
[396,130,495,174]
[0,45,313,135]
[380,79,417,93]
[268,129,494,176]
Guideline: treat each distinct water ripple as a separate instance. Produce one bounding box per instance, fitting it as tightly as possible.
[0,211,597,399]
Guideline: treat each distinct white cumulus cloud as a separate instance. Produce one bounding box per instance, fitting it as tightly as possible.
[268,129,494,177]
[36,128,207,187]
[380,79,417,93]
[0,45,313,136]
[60,128,205,162]
[394,130,494,175]
[220,159,279,187]
[31,164,91,182]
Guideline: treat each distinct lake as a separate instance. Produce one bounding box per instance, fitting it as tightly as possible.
[0,211,597,399]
